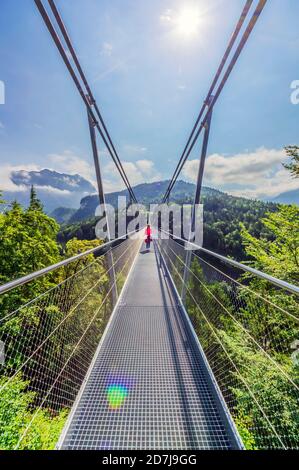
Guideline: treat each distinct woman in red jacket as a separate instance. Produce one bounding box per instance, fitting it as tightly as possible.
[145,224,152,250]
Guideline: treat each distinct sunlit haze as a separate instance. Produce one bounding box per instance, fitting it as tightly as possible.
[176,6,202,37]
[0,0,298,201]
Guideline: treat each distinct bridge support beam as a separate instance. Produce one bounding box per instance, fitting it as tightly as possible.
[181,101,213,302]
[87,108,118,304]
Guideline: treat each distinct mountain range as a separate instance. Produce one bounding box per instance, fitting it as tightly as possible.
[57,179,279,262]
[66,180,222,223]
[3,169,96,212]
[271,188,299,205]
[2,168,298,218]
[2,167,295,262]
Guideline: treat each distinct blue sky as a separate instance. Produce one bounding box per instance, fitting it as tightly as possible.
[0,0,298,200]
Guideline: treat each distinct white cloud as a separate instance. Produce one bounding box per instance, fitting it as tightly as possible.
[182,147,299,199]
[0,162,91,196]
[0,121,4,129]
[103,159,161,193]
[204,147,285,184]
[29,186,73,196]
[182,161,198,182]
[0,150,157,197]
[0,150,95,193]
[160,9,173,23]
[135,160,154,174]
[48,150,94,182]
[123,144,148,156]
[227,169,299,200]
[101,42,113,56]
[0,164,40,192]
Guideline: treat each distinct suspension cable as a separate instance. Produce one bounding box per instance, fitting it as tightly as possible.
[163,0,267,202]
[47,0,136,201]
[163,0,253,202]
[34,0,137,203]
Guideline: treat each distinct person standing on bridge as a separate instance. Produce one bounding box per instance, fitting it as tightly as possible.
[145,224,152,250]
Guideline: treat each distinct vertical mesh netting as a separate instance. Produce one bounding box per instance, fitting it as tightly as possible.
[158,236,299,450]
[0,235,141,449]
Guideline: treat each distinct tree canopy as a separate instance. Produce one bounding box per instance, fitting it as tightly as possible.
[284,145,299,178]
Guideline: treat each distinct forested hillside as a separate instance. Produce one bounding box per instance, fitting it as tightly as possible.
[57,180,278,261]
[66,180,203,223]
[0,149,298,449]
[185,202,299,449]
[0,188,108,449]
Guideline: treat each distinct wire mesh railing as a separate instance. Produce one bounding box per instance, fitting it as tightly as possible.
[0,232,142,450]
[157,233,299,450]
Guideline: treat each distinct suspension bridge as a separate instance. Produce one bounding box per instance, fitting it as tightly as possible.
[0,0,298,450]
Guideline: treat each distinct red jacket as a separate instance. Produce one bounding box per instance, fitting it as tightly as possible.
[146,226,152,237]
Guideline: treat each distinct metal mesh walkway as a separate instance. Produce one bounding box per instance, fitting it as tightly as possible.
[58,242,241,450]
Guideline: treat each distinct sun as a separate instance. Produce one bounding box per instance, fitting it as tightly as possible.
[175,7,202,37]
[160,4,207,42]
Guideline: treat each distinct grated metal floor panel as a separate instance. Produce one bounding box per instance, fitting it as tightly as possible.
[59,243,238,450]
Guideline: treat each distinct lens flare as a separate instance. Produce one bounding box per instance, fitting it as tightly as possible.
[107,385,128,409]
[106,374,134,410]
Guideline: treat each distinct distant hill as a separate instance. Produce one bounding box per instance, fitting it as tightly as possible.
[270,188,299,205]
[50,207,77,224]
[3,169,96,212]
[57,180,278,261]
[67,180,221,223]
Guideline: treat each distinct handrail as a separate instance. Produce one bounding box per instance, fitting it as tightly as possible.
[0,230,141,296]
[158,229,299,296]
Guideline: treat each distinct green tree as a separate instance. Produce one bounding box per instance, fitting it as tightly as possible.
[0,375,66,450]
[184,197,299,448]
[284,145,299,178]
[0,197,62,379]
[220,324,299,450]
[231,204,299,447]
[0,198,61,351]
[241,205,299,285]
[29,185,43,211]
[0,201,112,449]
[0,200,60,287]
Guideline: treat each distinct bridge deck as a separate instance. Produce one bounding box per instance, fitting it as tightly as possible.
[59,242,240,450]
